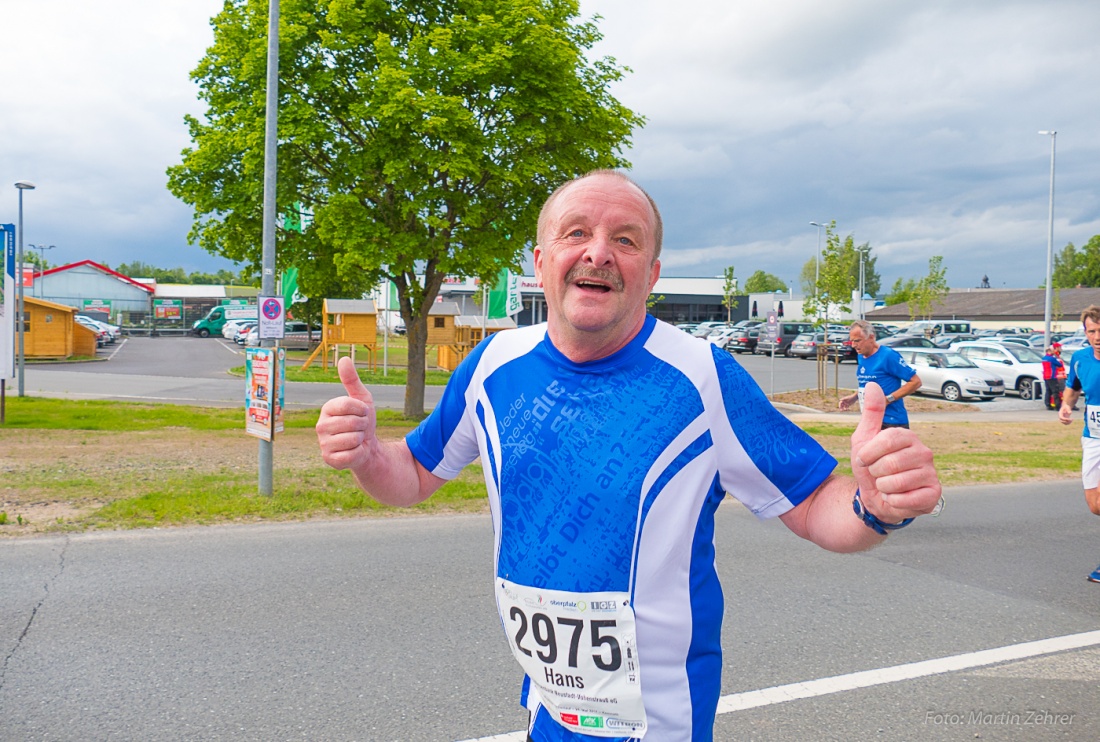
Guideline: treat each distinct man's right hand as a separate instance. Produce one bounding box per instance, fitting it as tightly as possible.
[316,356,377,471]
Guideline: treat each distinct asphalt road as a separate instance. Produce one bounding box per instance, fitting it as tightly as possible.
[2,481,1098,741]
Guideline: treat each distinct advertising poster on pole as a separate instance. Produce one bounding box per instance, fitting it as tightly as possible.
[0,224,15,381]
[244,347,285,440]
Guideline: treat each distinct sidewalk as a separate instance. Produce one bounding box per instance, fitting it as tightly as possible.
[774,400,1063,425]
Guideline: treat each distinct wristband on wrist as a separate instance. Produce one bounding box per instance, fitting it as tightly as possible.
[853,489,914,535]
[885,393,896,403]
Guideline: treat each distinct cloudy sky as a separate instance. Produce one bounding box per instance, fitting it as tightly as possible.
[3,0,1098,291]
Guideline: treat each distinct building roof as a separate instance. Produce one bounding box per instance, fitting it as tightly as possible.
[39,260,154,294]
[867,288,1100,323]
[324,299,377,314]
[26,296,79,313]
[454,316,518,329]
[429,301,461,316]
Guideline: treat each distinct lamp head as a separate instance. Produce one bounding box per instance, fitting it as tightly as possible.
[14,181,36,190]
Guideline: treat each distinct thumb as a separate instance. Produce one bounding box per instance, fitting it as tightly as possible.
[851,382,885,458]
[337,356,371,403]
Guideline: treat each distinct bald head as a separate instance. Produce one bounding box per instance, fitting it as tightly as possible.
[537,170,663,261]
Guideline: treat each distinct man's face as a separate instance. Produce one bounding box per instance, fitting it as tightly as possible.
[848,327,873,355]
[1085,317,1100,354]
[534,174,661,355]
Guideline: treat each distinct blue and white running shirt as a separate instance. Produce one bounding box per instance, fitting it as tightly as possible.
[406,316,837,741]
[856,346,917,426]
[1066,346,1100,438]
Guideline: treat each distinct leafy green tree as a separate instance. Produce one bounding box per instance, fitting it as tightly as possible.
[802,223,854,325]
[884,276,918,306]
[721,266,738,322]
[908,256,949,320]
[798,227,878,298]
[1051,242,1082,288]
[167,0,642,417]
[798,257,817,297]
[744,270,786,293]
[1072,235,1100,287]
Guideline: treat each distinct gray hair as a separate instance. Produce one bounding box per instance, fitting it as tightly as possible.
[849,320,876,339]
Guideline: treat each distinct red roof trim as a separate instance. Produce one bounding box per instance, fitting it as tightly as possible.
[38,260,155,294]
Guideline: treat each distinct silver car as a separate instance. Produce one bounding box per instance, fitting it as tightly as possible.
[897,349,1005,401]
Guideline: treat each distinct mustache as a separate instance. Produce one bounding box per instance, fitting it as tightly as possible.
[564,266,624,291]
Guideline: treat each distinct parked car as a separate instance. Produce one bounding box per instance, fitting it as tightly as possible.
[707,326,744,350]
[726,328,760,355]
[74,316,109,347]
[991,336,1031,348]
[755,322,815,356]
[1058,333,1088,354]
[896,349,1005,401]
[825,332,857,361]
[692,321,730,338]
[233,321,258,344]
[788,332,826,359]
[932,333,980,348]
[1025,332,1074,349]
[222,319,255,339]
[880,335,938,349]
[245,321,319,349]
[79,315,123,342]
[951,342,1045,400]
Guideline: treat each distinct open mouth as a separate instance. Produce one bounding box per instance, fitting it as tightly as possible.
[566,266,623,293]
[575,279,612,293]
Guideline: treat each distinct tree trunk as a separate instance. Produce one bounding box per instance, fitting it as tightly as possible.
[404,313,428,419]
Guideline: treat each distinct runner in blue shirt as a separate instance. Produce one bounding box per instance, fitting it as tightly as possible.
[839,320,922,428]
[1058,305,1100,584]
[317,171,944,740]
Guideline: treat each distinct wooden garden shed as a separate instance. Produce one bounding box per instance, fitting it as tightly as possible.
[426,301,461,345]
[23,297,98,359]
[437,315,517,371]
[303,298,378,370]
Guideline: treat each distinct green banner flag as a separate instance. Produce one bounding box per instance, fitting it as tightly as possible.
[488,269,522,319]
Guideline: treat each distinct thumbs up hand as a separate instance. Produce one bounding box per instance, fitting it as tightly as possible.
[316,356,378,472]
[849,383,941,523]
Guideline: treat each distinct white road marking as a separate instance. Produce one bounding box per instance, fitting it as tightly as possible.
[454,629,1100,742]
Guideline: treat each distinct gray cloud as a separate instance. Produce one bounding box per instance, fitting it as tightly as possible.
[3,0,1098,291]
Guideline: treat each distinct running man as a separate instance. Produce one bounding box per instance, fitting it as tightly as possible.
[1059,305,1100,584]
[318,170,943,740]
[839,320,922,429]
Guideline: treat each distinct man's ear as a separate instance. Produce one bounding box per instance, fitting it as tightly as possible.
[533,245,545,287]
[648,259,661,293]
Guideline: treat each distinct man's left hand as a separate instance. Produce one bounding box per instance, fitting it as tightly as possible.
[850,382,942,522]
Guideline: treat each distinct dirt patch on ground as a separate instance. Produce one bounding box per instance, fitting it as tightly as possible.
[770,387,964,414]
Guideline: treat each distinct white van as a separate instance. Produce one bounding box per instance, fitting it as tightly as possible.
[905,320,972,337]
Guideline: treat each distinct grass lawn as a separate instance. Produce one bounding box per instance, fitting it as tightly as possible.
[0,396,1081,537]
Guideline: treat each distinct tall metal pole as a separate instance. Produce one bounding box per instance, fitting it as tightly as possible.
[1039,131,1056,347]
[810,222,824,299]
[258,0,280,496]
[14,182,35,397]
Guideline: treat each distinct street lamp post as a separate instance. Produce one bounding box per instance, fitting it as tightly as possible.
[1039,131,1056,348]
[809,221,825,299]
[28,244,55,296]
[14,181,36,397]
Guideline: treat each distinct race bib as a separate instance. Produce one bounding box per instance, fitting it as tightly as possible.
[496,578,647,738]
[1087,405,1100,438]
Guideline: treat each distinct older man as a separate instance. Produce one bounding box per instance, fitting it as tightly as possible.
[317,170,942,741]
[839,320,922,429]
